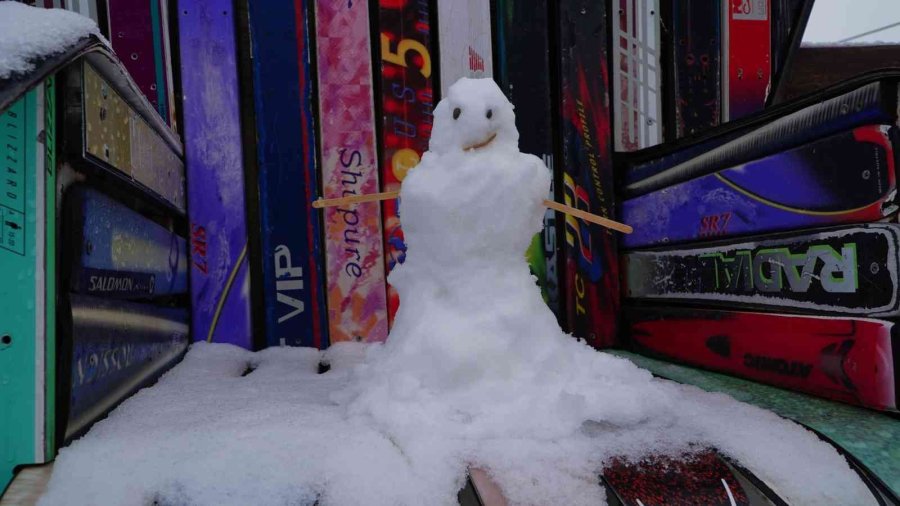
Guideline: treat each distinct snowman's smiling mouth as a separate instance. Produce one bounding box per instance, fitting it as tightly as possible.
[463,132,497,152]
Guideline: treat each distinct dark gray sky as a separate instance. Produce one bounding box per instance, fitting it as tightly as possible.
[802,0,900,44]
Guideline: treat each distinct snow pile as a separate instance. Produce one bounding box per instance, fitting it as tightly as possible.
[40,79,876,506]
[0,2,99,80]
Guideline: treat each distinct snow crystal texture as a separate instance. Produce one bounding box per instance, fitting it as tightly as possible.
[40,79,877,506]
[0,2,99,80]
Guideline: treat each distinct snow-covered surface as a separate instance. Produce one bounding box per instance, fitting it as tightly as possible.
[40,79,876,506]
[0,2,99,80]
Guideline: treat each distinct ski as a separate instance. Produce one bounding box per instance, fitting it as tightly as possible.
[612,0,662,151]
[624,306,898,411]
[66,186,188,299]
[621,76,900,191]
[375,0,435,326]
[78,60,186,211]
[494,0,561,319]
[58,0,109,35]
[106,0,169,121]
[624,224,900,317]
[723,0,771,121]
[435,0,493,95]
[671,0,722,138]
[62,294,189,443]
[622,125,899,249]
[557,0,619,347]
[245,0,327,348]
[178,0,253,348]
[0,79,56,490]
[314,0,388,343]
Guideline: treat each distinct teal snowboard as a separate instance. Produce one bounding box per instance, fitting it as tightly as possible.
[0,78,57,494]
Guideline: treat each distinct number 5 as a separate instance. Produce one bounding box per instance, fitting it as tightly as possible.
[381,34,432,78]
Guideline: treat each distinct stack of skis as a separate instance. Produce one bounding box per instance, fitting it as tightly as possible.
[619,1,900,414]
[0,3,189,488]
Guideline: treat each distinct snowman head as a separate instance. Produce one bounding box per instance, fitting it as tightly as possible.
[428,78,518,155]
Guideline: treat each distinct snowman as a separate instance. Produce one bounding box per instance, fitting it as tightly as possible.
[342,78,664,428]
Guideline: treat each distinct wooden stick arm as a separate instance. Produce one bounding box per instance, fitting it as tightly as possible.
[311,191,633,234]
[311,191,399,208]
[542,200,632,234]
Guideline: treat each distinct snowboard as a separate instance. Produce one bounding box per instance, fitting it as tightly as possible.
[247,0,328,348]
[623,78,900,195]
[624,306,898,411]
[624,224,900,317]
[435,0,493,95]
[62,294,189,443]
[622,125,899,249]
[672,0,722,138]
[0,78,57,491]
[723,0,771,121]
[314,0,388,343]
[79,60,186,211]
[375,0,435,327]
[613,350,900,498]
[557,0,619,347]
[612,0,662,151]
[106,0,174,124]
[494,0,562,320]
[178,0,253,348]
[66,186,188,299]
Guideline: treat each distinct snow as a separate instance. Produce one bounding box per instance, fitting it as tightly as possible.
[40,79,877,505]
[0,2,100,80]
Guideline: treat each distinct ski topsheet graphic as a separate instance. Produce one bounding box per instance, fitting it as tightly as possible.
[315,0,388,343]
[178,0,253,348]
[376,0,435,326]
[613,0,662,151]
[622,125,899,249]
[67,186,188,299]
[672,0,722,138]
[723,0,771,121]
[63,294,189,442]
[557,0,619,347]
[495,0,561,319]
[248,0,328,348]
[436,0,493,95]
[624,307,898,411]
[622,78,900,193]
[624,225,900,317]
[602,448,786,505]
[0,79,56,487]
[80,61,186,211]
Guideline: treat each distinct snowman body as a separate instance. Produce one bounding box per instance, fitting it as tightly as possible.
[381,78,565,388]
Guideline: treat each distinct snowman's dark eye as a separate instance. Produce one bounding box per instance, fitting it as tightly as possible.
[452,107,461,120]
[486,109,493,119]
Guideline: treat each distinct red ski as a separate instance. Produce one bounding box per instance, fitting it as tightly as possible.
[624,306,898,411]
